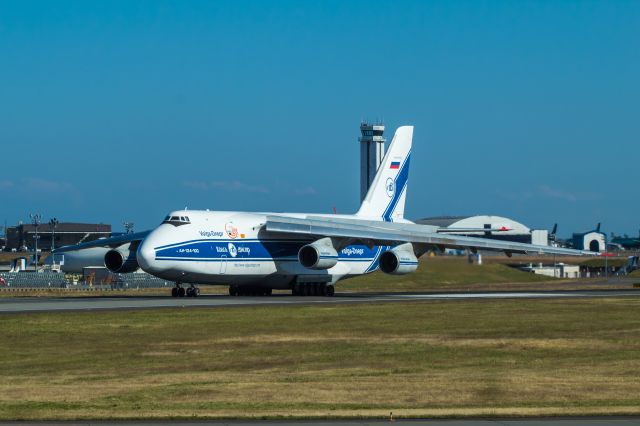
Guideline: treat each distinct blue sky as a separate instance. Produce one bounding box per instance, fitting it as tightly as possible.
[0,1,638,236]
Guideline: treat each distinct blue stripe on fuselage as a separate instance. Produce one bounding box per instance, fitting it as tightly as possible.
[154,240,387,264]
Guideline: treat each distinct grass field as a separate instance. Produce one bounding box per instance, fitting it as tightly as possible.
[339,256,554,293]
[0,298,639,420]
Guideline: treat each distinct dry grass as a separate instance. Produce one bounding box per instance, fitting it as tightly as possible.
[0,298,639,419]
[0,251,49,264]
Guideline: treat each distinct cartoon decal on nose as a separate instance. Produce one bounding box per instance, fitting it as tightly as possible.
[225,222,238,239]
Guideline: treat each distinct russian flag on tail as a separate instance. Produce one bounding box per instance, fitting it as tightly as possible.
[390,161,400,169]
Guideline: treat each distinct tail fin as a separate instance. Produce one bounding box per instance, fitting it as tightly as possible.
[356,126,413,222]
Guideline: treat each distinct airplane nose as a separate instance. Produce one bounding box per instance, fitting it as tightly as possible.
[137,239,158,273]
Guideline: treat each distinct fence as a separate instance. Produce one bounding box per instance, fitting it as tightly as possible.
[0,272,171,289]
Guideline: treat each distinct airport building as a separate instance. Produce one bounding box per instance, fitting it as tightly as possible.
[417,215,549,245]
[5,222,111,252]
[518,262,581,278]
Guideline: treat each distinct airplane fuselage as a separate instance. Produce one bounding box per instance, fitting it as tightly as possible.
[137,210,403,288]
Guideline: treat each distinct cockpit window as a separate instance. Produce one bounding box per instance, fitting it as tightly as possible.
[162,215,191,227]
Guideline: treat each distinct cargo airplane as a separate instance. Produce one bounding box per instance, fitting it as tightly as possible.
[55,126,594,297]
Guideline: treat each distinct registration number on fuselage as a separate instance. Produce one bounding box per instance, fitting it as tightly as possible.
[178,248,200,254]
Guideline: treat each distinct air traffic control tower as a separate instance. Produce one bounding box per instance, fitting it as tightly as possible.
[359,122,386,201]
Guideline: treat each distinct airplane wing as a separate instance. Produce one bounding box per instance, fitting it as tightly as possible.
[52,231,151,253]
[264,215,596,256]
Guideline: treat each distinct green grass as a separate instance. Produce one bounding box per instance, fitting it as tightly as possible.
[1,298,639,419]
[580,257,629,268]
[340,256,552,292]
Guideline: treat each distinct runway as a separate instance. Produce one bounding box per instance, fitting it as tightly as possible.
[0,289,638,313]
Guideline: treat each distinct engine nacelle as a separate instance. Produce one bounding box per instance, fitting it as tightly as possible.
[104,243,139,273]
[298,237,338,270]
[379,243,418,275]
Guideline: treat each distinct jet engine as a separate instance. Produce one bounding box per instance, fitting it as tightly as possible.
[104,243,140,273]
[298,237,338,270]
[379,243,418,275]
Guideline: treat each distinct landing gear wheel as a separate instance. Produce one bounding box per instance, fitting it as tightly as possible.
[194,287,201,297]
[171,287,178,297]
[177,287,186,297]
[324,285,335,297]
[229,286,239,296]
[186,287,194,297]
[264,288,272,296]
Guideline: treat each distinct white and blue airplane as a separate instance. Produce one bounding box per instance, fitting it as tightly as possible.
[55,126,594,297]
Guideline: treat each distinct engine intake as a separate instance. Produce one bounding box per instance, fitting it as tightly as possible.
[104,243,139,273]
[379,243,418,275]
[298,238,338,270]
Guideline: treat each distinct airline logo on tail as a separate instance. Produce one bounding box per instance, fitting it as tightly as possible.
[386,179,395,197]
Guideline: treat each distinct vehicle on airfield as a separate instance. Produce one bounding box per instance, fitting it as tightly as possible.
[55,126,595,297]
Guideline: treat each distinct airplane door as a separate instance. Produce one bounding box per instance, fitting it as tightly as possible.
[220,255,227,274]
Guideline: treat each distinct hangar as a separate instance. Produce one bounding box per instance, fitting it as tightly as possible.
[417,215,549,246]
[572,223,606,252]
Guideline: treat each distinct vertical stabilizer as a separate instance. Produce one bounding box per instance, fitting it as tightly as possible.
[356,126,413,222]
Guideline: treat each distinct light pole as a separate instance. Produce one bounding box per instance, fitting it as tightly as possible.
[49,217,59,259]
[49,218,59,251]
[29,213,42,271]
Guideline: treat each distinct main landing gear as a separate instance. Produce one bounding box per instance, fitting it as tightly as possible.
[292,282,335,297]
[228,285,273,297]
[171,283,200,297]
